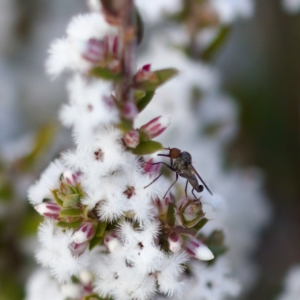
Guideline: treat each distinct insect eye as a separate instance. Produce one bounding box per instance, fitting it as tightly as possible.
[169,148,181,159]
[199,185,204,192]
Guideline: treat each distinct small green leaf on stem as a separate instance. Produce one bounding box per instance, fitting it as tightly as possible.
[132,140,163,155]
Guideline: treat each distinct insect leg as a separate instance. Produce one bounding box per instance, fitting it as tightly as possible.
[163,173,179,199]
[185,180,188,198]
[144,162,176,189]
[144,172,164,188]
[191,188,199,200]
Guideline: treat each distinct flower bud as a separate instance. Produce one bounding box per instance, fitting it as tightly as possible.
[185,238,214,261]
[179,199,205,228]
[61,170,78,186]
[60,283,83,299]
[140,116,171,139]
[134,64,156,83]
[182,200,202,221]
[155,196,171,217]
[72,222,95,244]
[104,232,121,252]
[123,130,140,148]
[143,158,161,174]
[81,38,105,63]
[34,202,61,219]
[122,102,138,120]
[79,269,93,286]
[69,241,88,256]
[168,232,182,253]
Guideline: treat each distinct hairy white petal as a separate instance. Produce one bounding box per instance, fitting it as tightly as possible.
[28,160,64,205]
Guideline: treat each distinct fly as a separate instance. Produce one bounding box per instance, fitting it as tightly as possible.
[144,147,213,199]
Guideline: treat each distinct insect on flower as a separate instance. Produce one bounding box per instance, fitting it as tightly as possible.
[145,148,213,199]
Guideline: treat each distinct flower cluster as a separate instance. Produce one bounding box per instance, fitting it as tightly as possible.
[26,1,229,299]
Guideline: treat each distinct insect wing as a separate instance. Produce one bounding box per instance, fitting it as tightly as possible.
[189,164,213,195]
[179,169,201,192]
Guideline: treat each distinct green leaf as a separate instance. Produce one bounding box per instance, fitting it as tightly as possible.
[155,68,179,86]
[51,189,63,207]
[95,222,107,237]
[20,124,57,170]
[182,214,206,229]
[194,217,209,232]
[132,140,163,155]
[84,294,108,300]
[136,91,155,112]
[201,26,230,61]
[134,89,146,101]
[59,208,82,217]
[57,219,83,229]
[62,194,80,208]
[117,118,133,132]
[90,67,122,81]
[166,202,176,227]
[89,235,103,250]
[206,230,227,258]
[134,68,178,91]
[0,175,13,202]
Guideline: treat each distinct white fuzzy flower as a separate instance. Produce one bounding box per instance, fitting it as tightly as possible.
[92,222,187,299]
[184,258,241,300]
[36,219,90,283]
[156,252,188,298]
[28,159,64,205]
[60,75,119,142]
[46,13,117,77]
[25,269,64,300]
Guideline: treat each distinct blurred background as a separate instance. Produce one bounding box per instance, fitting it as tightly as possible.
[0,0,299,299]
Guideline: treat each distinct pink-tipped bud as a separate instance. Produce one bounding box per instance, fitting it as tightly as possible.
[134,64,156,83]
[34,202,61,219]
[156,196,172,217]
[141,64,151,72]
[72,222,95,244]
[122,102,138,120]
[62,170,78,186]
[185,238,214,261]
[168,232,182,253]
[143,158,161,174]
[104,232,121,252]
[81,38,105,63]
[140,116,171,139]
[123,130,140,148]
[79,270,93,286]
[69,241,88,256]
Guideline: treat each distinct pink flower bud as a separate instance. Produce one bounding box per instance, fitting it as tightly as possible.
[104,232,121,252]
[69,241,88,256]
[123,130,140,148]
[143,158,161,174]
[134,64,156,83]
[81,38,105,63]
[62,170,79,186]
[72,222,95,244]
[122,102,138,120]
[185,238,214,261]
[140,116,171,139]
[155,196,172,217]
[34,202,61,219]
[141,64,151,72]
[168,232,182,253]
